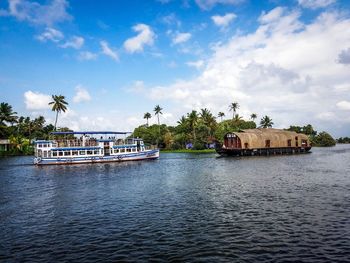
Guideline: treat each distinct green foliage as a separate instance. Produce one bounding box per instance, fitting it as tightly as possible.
[337,137,350,143]
[287,124,317,136]
[311,131,336,147]
[260,115,274,128]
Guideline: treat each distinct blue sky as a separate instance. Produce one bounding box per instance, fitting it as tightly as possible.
[1,0,350,136]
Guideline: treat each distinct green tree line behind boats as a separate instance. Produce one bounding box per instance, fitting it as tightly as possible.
[0,100,339,155]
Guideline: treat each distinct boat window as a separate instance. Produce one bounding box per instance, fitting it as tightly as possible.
[287,139,292,147]
[295,137,298,147]
[132,147,136,152]
[43,151,47,158]
[94,150,99,154]
[265,140,271,148]
[79,150,86,155]
[301,139,307,146]
[52,151,57,157]
[126,148,131,152]
[48,151,51,158]
[58,151,63,156]
[43,144,47,148]
[38,144,42,148]
[72,151,78,156]
[114,149,119,154]
[87,150,93,155]
[64,151,70,156]
[244,143,248,149]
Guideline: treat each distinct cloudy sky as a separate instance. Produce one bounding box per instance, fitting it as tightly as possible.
[1,0,350,136]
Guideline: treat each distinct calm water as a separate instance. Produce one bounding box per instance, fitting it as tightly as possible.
[1,145,350,262]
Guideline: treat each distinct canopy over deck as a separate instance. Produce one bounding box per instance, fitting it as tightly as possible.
[50,131,132,135]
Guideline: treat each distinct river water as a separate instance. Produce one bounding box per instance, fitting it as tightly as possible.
[1,145,349,262]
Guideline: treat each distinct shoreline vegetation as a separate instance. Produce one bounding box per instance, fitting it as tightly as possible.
[0,99,342,156]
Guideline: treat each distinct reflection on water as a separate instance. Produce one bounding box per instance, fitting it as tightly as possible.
[1,145,350,262]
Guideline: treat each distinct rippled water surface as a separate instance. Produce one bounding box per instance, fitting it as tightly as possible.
[1,145,350,262]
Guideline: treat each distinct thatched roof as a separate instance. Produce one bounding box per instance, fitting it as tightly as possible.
[225,128,310,149]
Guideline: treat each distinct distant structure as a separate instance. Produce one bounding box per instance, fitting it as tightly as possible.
[216,128,311,156]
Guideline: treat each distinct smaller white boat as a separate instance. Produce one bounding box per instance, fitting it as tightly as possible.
[33,131,159,165]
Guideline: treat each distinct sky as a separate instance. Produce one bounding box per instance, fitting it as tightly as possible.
[1,0,350,137]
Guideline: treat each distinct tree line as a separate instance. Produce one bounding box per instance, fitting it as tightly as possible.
[134,102,335,149]
[0,95,69,155]
[0,98,339,154]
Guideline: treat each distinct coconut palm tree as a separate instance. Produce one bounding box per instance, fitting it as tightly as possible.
[143,112,152,126]
[0,102,18,126]
[218,112,225,122]
[187,110,198,141]
[154,105,163,126]
[229,102,239,119]
[48,95,68,131]
[260,115,274,128]
[154,105,163,146]
[250,113,257,122]
[233,114,243,124]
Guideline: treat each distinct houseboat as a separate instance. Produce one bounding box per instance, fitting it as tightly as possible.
[33,131,159,165]
[216,128,311,156]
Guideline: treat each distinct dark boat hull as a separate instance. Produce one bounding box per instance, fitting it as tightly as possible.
[216,146,312,157]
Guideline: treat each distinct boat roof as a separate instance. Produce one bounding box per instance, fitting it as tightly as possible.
[50,131,131,135]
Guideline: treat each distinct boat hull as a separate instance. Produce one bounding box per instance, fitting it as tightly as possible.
[216,147,311,157]
[34,149,159,165]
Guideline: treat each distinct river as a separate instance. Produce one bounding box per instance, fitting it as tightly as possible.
[1,145,349,262]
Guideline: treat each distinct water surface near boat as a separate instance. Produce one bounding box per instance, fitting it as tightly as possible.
[1,145,350,262]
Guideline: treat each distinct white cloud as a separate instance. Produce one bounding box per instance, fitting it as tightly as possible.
[172,32,192,44]
[24,91,51,110]
[298,0,336,9]
[195,0,244,10]
[60,36,84,49]
[259,7,285,24]
[124,24,155,53]
[73,85,91,103]
[36,27,64,42]
[78,51,98,61]
[336,101,350,110]
[337,48,350,64]
[211,13,236,28]
[5,0,72,26]
[142,8,350,136]
[100,40,118,61]
[186,60,205,69]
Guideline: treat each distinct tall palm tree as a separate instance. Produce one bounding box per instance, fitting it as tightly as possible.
[229,102,239,119]
[143,112,152,126]
[250,113,257,122]
[218,112,225,122]
[154,105,163,146]
[154,105,163,126]
[260,115,274,128]
[187,110,198,141]
[48,95,68,131]
[200,108,216,137]
[0,102,18,126]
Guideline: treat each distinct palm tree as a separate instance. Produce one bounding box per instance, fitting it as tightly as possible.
[143,112,152,126]
[200,108,216,137]
[48,95,68,131]
[233,114,243,124]
[250,113,257,122]
[187,110,198,141]
[218,112,225,122]
[260,115,274,128]
[0,102,18,126]
[229,102,239,119]
[154,105,163,146]
[154,105,163,126]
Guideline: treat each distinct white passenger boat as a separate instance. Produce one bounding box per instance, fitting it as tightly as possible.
[33,131,159,165]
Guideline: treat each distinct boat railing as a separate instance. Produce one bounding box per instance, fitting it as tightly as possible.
[53,139,99,148]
